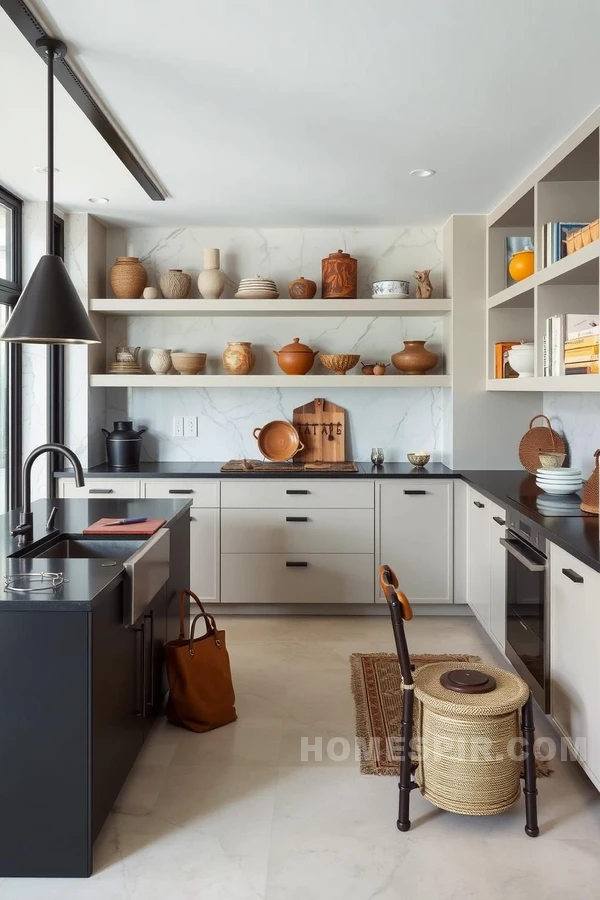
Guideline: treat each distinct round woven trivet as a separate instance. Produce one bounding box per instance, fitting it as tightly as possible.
[519,414,566,474]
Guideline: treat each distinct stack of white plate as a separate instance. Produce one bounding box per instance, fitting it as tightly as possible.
[536,467,583,495]
[235,277,279,299]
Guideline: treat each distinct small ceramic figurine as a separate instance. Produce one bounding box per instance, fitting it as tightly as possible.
[414,269,433,299]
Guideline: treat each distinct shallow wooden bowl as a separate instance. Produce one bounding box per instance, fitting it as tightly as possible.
[171,352,207,374]
[320,353,360,375]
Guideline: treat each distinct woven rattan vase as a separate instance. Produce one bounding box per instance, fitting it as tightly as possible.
[109,256,147,299]
[581,450,600,514]
[518,414,566,474]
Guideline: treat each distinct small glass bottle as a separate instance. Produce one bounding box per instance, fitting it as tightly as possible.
[371,447,384,466]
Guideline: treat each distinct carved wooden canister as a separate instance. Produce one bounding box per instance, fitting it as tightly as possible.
[321,249,357,299]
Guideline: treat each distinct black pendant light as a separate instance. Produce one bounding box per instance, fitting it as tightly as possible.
[0,37,100,344]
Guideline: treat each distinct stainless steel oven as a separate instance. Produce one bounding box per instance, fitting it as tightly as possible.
[500,513,549,711]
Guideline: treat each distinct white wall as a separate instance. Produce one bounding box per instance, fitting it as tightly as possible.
[544,392,600,478]
[103,226,446,462]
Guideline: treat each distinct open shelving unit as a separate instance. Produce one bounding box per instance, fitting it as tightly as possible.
[90,374,451,389]
[486,112,600,392]
[90,298,452,317]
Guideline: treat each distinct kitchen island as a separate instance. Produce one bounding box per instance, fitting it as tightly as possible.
[0,497,191,878]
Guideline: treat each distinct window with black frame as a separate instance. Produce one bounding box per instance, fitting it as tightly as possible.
[0,185,23,513]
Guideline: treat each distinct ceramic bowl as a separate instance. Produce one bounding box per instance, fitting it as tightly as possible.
[536,482,582,495]
[372,280,410,299]
[171,352,207,375]
[320,353,360,375]
[407,452,430,467]
[538,452,567,468]
[507,342,534,378]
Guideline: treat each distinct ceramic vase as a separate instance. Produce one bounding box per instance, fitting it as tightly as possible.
[288,276,317,299]
[222,341,255,375]
[109,256,147,299]
[143,287,158,300]
[391,340,438,375]
[149,348,172,375]
[160,269,191,299]
[507,342,534,378]
[198,248,226,299]
[321,249,357,299]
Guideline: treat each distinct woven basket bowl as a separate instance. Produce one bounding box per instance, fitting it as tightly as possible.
[320,353,360,375]
[171,352,207,374]
[109,257,147,299]
[581,450,599,515]
[518,414,566,474]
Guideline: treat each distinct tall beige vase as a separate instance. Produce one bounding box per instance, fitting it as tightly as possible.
[198,248,226,299]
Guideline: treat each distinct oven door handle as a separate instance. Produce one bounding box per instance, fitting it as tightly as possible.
[500,538,546,572]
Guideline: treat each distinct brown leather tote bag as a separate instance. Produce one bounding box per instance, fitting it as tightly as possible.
[165,589,237,732]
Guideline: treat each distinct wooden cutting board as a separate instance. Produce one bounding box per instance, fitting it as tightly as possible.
[84,518,166,535]
[293,398,346,463]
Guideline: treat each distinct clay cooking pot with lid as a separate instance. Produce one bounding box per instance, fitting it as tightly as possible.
[273,337,319,375]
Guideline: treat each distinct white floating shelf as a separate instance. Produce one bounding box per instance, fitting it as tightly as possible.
[90,374,451,389]
[488,240,600,308]
[487,375,600,393]
[89,298,452,317]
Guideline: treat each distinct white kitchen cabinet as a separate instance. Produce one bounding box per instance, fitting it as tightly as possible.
[190,508,220,604]
[142,480,219,507]
[377,480,454,604]
[488,499,507,651]
[221,479,374,509]
[58,478,141,499]
[466,487,491,627]
[550,543,600,790]
[221,508,373,555]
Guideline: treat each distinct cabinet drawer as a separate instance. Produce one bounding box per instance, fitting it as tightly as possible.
[221,508,373,554]
[221,554,374,604]
[59,478,140,499]
[142,480,219,507]
[220,480,374,509]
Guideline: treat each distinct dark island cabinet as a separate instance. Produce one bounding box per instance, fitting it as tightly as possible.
[0,513,190,877]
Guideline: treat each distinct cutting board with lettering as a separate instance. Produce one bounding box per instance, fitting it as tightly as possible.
[293,398,346,463]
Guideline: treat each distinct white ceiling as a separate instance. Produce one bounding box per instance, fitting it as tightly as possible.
[4,0,600,227]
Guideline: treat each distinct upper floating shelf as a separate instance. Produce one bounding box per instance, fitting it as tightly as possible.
[89,298,452,317]
[90,374,451,389]
[488,239,600,309]
[487,375,600,393]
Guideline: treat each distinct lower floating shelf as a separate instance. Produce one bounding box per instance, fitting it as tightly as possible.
[487,375,600,392]
[90,374,452,389]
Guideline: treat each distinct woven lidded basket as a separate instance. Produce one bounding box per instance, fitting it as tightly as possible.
[413,662,530,817]
[519,414,566,474]
[581,449,599,515]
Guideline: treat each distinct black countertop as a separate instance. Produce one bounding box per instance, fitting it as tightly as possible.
[0,498,191,611]
[64,461,600,574]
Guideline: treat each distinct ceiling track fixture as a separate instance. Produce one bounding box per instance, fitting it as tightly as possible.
[0,37,100,344]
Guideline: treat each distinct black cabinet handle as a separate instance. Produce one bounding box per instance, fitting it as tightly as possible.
[133,622,145,716]
[562,567,584,584]
[169,489,194,494]
[286,489,309,495]
[474,501,485,508]
[286,561,308,567]
[145,610,155,711]
[89,488,113,494]
[493,516,505,526]
[404,490,426,495]
[286,516,308,522]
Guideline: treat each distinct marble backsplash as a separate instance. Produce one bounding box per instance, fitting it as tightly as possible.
[544,392,600,478]
[101,225,446,462]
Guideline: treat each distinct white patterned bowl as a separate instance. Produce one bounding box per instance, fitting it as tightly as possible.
[372,280,409,299]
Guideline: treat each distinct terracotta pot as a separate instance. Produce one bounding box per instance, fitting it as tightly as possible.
[391,340,438,375]
[253,421,304,462]
[160,269,191,299]
[288,276,317,299]
[222,341,255,375]
[273,337,318,375]
[508,248,534,282]
[109,256,147,299]
[198,248,226,299]
[321,249,357,299]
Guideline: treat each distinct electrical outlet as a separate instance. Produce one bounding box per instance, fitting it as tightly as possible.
[184,416,198,438]
[172,416,184,438]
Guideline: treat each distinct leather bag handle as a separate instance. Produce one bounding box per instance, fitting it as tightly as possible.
[179,589,219,655]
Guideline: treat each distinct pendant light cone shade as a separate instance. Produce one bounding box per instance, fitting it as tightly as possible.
[0,255,100,344]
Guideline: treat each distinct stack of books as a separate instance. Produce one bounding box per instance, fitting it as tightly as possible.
[541,223,588,267]
[544,314,599,376]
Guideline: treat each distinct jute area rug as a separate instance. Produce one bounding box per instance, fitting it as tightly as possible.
[350,652,552,777]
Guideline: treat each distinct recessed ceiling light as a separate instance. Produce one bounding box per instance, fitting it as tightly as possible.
[410,168,436,178]
[88,197,109,204]
[33,166,60,174]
